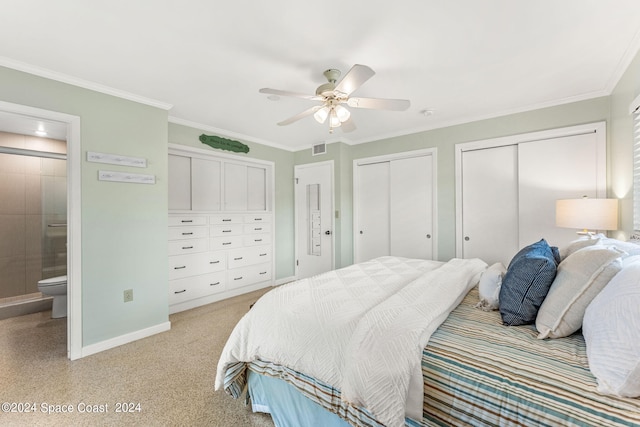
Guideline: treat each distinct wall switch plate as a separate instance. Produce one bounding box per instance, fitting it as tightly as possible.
[124,289,134,303]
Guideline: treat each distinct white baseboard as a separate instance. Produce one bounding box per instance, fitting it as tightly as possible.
[81,321,171,358]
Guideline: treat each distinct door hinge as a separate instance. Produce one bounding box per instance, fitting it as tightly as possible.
[295,177,299,184]
[296,259,299,266]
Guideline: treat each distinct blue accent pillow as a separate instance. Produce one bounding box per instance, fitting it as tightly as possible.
[499,239,558,326]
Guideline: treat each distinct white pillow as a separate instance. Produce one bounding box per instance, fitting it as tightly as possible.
[558,236,600,261]
[536,245,623,339]
[583,262,640,398]
[475,262,506,311]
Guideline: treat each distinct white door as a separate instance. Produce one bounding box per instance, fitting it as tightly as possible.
[461,145,519,266]
[518,132,601,248]
[354,161,390,263]
[295,161,334,279]
[390,155,434,259]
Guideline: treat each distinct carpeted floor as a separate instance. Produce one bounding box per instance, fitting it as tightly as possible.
[0,287,275,427]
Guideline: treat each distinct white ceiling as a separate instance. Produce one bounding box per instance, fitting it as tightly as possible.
[1,1,640,151]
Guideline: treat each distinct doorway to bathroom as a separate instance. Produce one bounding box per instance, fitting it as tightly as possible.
[0,101,81,360]
[0,136,67,316]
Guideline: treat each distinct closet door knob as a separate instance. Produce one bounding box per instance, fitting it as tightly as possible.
[464,236,470,241]
[426,234,431,239]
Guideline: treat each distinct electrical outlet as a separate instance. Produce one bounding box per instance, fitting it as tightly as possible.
[123,289,133,303]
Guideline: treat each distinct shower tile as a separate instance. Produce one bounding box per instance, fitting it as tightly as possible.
[25,174,42,215]
[0,215,25,258]
[0,172,25,214]
[0,256,26,299]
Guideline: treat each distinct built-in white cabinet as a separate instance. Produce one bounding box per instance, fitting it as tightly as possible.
[354,149,437,263]
[168,144,274,314]
[456,122,607,266]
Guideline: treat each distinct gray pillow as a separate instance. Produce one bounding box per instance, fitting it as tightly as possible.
[499,239,558,326]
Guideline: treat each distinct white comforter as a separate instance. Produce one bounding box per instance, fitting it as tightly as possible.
[215,256,486,427]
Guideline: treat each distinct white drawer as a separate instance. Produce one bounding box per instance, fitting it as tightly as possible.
[227,263,272,289]
[169,271,226,305]
[209,215,244,225]
[244,214,271,223]
[210,236,243,250]
[168,215,207,227]
[243,223,271,234]
[210,224,244,237]
[169,253,203,280]
[227,245,272,269]
[168,238,208,256]
[203,252,227,273]
[243,234,271,246]
[168,226,208,240]
[169,252,226,279]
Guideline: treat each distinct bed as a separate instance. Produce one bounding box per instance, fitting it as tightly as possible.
[215,244,640,427]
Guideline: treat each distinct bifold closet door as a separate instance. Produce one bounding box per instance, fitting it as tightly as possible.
[390,155,433,259]
[355,161,390,263]
[461,145,519,266]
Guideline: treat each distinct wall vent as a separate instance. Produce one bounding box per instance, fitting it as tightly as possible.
[312,143,326,156]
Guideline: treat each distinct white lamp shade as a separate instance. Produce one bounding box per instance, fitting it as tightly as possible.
[556,198,618,231]
[314,106,329,124]
[334,104,351,122]
[328,109,341,128]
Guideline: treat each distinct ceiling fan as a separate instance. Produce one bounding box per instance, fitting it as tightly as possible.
[259,64,410,133]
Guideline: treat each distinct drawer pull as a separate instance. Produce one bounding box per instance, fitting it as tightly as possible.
[259,253,267,257]
[260,271,267,275]
[182,232,193,236]
[222,242,232,246]
[182,246,193,250]
[234,276,243,281]
[174,289,187,294]
[222,218,232,222]
[181,220,193,223]
[222,229,232,233]
[174,266,186,270]
[210,260,220,264]
[255,239,263,242]
[255,227,262,231]
[234,257,243,260]
[210,282,220,286]
[254,218,262,221]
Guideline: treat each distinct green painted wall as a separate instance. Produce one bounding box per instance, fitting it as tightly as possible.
[0,66,169,346]
[168,123,296,280]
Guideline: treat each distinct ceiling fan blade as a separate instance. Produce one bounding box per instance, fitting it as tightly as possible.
[259,88,322,101]
[334,64,375,96]
[340,117,356,133]
[347,97,410,111]
[277,105,322,126]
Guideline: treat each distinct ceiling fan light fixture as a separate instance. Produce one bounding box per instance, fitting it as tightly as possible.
[314,106,329,124]
[334,104,351,122]
[329,108,341,128]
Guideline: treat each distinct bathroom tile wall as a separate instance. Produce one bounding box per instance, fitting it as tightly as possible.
[0,131,66,300]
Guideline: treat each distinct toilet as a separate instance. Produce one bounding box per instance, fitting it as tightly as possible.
[37,275,67,318]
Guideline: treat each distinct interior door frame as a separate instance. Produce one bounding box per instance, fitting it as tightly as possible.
[294,160,335,279]
[0,100,82,360]
[353,148,438,262]
[454,121,607,259]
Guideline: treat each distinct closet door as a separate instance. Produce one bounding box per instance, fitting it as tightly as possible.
[168,154,191,210]
[390,155,433,259]
[191,158,221,211]
[518,132,600,248]
[355,161,390,263]
[461,145,519,266]
[246,166,267,211]
[224,163,248,211]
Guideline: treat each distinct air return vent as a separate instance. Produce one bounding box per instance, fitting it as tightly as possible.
[312,142,326,156]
